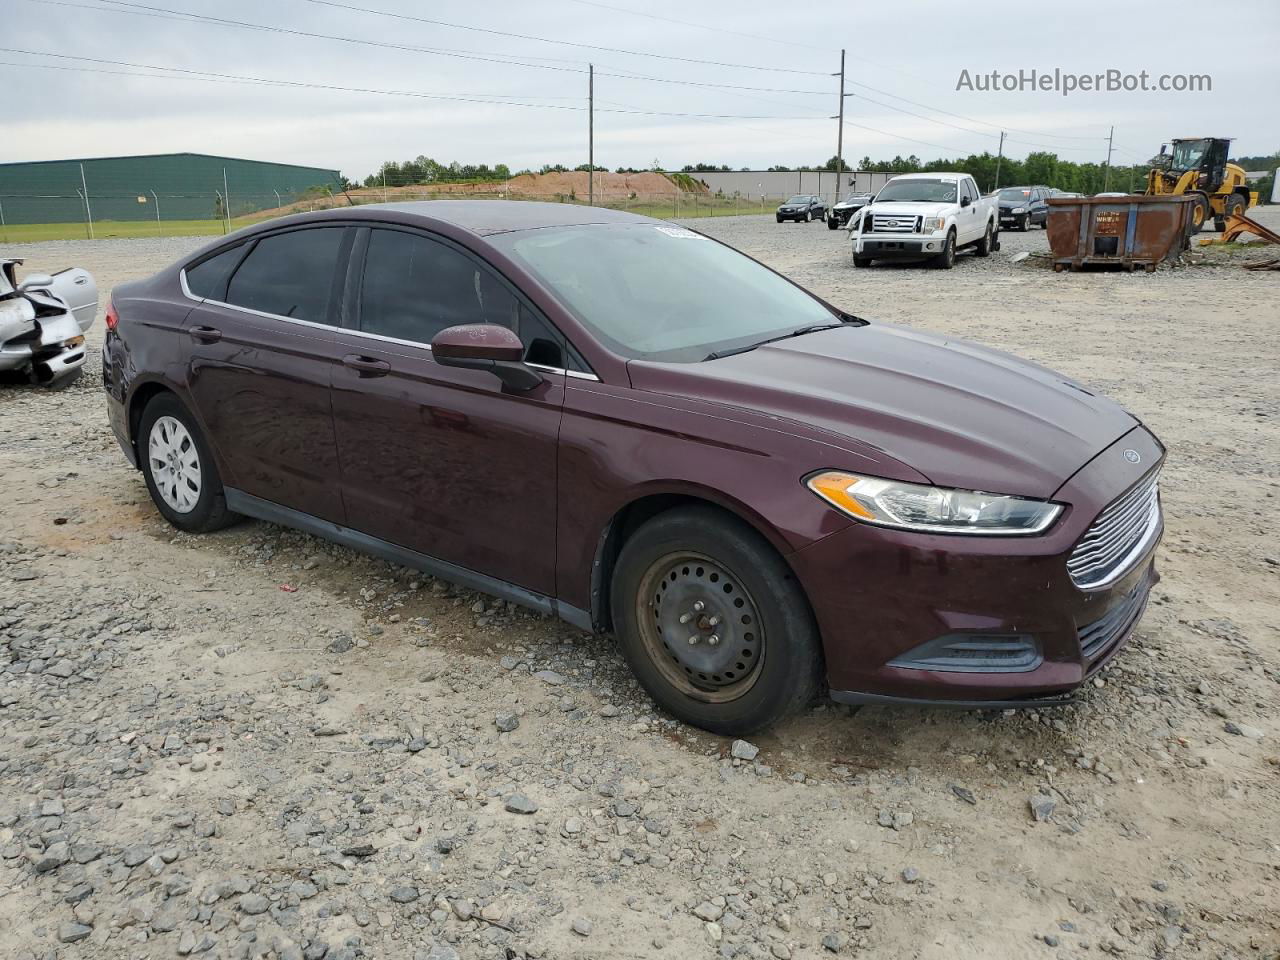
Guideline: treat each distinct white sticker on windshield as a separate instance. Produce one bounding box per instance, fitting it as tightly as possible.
[654,226,706,239]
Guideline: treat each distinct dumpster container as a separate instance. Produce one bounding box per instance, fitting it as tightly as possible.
[1045,195,1196,272]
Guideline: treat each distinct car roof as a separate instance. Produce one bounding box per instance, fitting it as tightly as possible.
[262,200,658,238]
[889,172,967,181]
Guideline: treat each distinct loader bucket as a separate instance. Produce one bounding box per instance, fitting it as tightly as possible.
[1045,195,1197,272]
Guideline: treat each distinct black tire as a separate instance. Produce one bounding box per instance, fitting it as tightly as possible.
[853,256,872,268]
[933,230,957,269]
[1017,215,1028,232]
[1216,193,1245,232]
[138,392,239,533]
[1188,194,1210,234]
[610,506,822,735]
[975,221,994,257]
[827,217,838,230]
[776,215,783,223]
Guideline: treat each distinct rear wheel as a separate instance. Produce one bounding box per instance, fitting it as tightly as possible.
[1215,193,1245,232]
[975,221,994,257]
[139,393,239,533]
[610,507,822,735]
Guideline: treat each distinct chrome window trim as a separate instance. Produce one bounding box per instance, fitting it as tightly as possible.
[179,273,602,382]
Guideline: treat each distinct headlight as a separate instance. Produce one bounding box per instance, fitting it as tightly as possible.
[923,217,946,232]
[1013,206,1027,214]
[806,471,1063,535]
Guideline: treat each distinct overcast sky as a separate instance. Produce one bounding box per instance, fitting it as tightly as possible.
[5,0,1278,179]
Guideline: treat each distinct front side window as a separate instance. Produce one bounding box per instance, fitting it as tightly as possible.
[359,228,520,345]
[489,223,840,363]
[225,228,345,323]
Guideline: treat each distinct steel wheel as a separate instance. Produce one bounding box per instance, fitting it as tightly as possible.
[635,551,765,703]
[148,415,202,513]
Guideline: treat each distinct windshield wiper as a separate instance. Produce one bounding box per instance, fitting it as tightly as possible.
[704,323,845,361]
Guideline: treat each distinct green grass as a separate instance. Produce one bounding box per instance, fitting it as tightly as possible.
[0,216,271,244]
[0,196,770,244]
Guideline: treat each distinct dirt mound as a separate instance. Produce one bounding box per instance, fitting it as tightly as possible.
[505,170,689,201]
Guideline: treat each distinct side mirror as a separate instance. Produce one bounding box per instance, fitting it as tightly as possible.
[17,273,55,292]
[431,323,543,391]
[960,196,972,208]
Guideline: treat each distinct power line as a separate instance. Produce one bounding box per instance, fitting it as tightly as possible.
[299,0,831,75]
[564,0,829,51]
[26,0,840,96]
[0,51,829,121]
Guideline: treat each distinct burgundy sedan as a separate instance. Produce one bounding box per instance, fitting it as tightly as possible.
[103,202,1163,734]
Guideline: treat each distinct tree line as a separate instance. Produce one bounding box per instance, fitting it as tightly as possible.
[350,148,1277,198]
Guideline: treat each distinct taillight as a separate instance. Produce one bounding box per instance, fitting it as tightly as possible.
[105,300,118,332]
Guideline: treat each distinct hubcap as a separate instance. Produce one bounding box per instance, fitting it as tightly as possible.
[637,552,764,702]
[148,415,202,513]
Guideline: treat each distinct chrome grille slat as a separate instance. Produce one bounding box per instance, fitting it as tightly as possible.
[1067,469,1161,589]
[870,214,920,233]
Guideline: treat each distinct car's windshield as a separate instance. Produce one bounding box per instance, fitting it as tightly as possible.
[490,223,840,363]
[998,188,1032,201]
[874,179,957,202]
[785,195,809,204]
[1169,139,1208,171]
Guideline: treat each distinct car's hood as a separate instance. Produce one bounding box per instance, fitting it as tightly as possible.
[834,199,868,210]
[864,201,953,218]
[998,199,1030,209]
[628,324,1138,499]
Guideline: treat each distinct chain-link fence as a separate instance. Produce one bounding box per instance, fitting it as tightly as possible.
[0,160,801,243]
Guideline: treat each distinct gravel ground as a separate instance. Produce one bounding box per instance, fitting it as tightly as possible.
[1,212,1278,960]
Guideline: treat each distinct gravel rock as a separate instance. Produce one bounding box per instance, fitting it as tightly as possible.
[504,793,539,814]
[1030,795,1057,823]
[730,739,760,761]
[494,712,520,732]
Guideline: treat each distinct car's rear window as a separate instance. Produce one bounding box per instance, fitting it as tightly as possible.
[185,245,243,300]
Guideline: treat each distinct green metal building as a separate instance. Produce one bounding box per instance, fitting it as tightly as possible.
[0,152,342,226]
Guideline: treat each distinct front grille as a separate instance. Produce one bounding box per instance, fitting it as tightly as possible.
[870,214,921,233]
[1067,470,1161,589]
[1078,574,1150,661]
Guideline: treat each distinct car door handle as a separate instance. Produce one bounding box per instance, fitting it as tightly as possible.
[342,354,391,377]
[189,325,222,343]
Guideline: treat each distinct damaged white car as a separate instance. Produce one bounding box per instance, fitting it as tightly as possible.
[1,258,98,388]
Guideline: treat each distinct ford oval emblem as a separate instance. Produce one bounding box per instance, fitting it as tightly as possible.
[1123,449,1141,464]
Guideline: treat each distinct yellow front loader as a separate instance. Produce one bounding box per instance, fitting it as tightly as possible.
[1145,137,1257,233]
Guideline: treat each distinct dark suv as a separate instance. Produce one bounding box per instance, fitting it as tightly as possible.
[997,185,1051,230]
[104,201,1163,734]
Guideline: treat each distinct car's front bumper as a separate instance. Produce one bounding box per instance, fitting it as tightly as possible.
[854,235,948,258]
[999,209,1028,227]
[791,425,1164,706]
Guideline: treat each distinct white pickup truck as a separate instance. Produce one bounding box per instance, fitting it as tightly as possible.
[850,172,999,269]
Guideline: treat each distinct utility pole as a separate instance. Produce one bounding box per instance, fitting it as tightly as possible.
[79,162,94,239]
[1103,125,1114,191]
[994,131,1005,191]
[222,167,232,232]
[150,189,160,231]
[834,48,846,208]
[588,63,594,206]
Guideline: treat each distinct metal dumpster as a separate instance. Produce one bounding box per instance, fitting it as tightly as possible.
[1045,195,1196,272]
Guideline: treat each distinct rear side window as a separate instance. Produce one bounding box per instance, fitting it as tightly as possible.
[185,245,243,300]
[225,227,345,323]
[360,229,518,344]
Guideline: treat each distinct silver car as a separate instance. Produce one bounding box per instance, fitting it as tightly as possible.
[1,259,97,387]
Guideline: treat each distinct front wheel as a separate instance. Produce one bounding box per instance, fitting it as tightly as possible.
[933,230,957,269]
[853,256,872,268]
[610,507,822,735]
[775,215,783,223]
[1189,194,1210,234]
[139,393,239,533]
[827,217,838,230]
